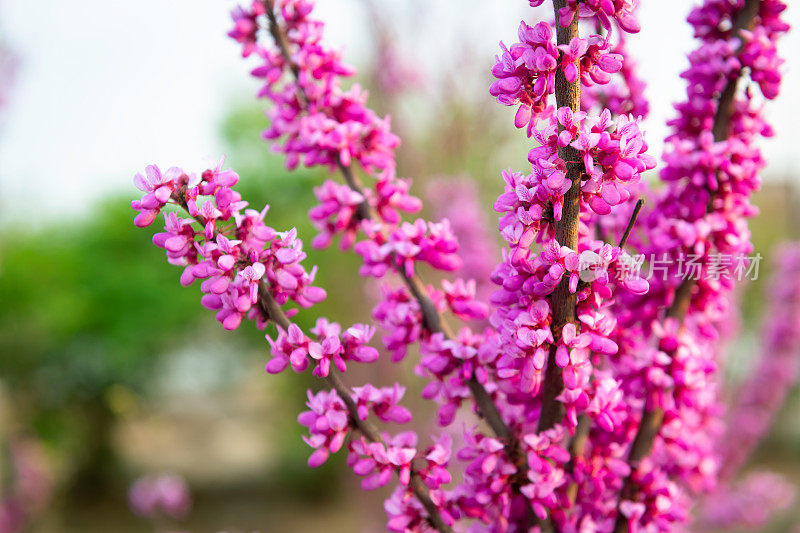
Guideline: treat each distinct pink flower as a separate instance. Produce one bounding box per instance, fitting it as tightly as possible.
[241,262,265,303]
[341,323,379,363]
[372,284,430,362]
[227,2,265,58]
[309,179,365,249]
[555,0,641,34]
[586,376,625,431]
[131,165,183,227]
[419,434,453,490]
[351,384,412,424]
[555,323,591,389]
[490,22,559,132]
[298,389,350,468]
[348,432,418,490]
[266,323,310,374]
[128,474,191,520]
[356,219,462,279]
[442,279,489,321]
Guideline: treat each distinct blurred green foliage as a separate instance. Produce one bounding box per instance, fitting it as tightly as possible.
[0,100,373,496]
[0,197,210,489]
[0,199,199,401]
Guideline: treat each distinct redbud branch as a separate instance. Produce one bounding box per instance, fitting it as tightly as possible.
[537,0,583,435]
[325,367,463,532]
[711,0,761,142]
[260,0,514,449]
[665,0,761,324]
[611,3,760,531]
[521,6,585,532]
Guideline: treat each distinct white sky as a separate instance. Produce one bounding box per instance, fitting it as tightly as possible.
[0,1,798,220]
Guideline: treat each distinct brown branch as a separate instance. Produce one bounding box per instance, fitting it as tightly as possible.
[264,0,305,102]
[611,2,761,531]
[565,414,591,505]
[399,268,454,338]
[537,0,583,434]
[260,0,515,456]
[711,0,761,142]
[519,6,585,532]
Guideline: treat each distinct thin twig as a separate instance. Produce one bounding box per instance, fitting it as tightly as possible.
[619,199,644,249]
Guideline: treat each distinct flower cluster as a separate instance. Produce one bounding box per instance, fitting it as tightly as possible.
[355,219,462,278]
[133,161,326,330]
[583,35,649,118]
[266,319,379,377]
[490,22,626,133]
[457,430,519,523]
[308,176,422,250]
[371,284,431,362]
[385,484,458,532]
[248,0,394,173]
[489,21,559,128]
[230,0,422,246]
[530,0,641,33]
[300,385,422,490]
[351,383,412,424]
[128,474,191,520]
[348,432,417,490]
[490,230,646,399]
[297,388,350,468]
[520,428,571,520]
[528,108,656,216]
[418,328,498,426]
